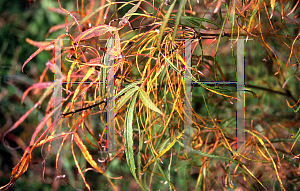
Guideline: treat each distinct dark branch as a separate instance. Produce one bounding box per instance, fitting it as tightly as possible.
[62,99,107,117]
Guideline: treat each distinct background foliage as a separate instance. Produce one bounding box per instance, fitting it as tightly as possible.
[0,0,300,190]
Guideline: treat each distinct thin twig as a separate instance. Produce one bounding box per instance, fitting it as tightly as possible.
[62,99,106,117]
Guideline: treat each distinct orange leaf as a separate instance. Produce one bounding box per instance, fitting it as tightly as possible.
[74,25,117,43]
[3,102,40,148]
[70,67,95,107]
[270,0,275,18]
[287,0,300,16]
[1,151,32,190]
[71,134,91,191]
[21,82,52,103]
[22,34,67,73]
[36,133,71,147]
[72,133,117,190]
[47,22,73,35]
[26,38,54,50]
[286,99,300,108]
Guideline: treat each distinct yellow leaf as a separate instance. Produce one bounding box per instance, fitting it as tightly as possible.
[73,133,118,190]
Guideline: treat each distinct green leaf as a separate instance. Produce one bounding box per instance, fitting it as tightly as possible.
[161,53,181,74]
[158,64,167,88]
[124,93,147,191]
[116,86,139,112]
[169,16,221,29]
[115,81,143,99]
[168,18,206,30]
[135,110,143,181]
[247,0,262,31]
[245,129,285,189]
[293,104,300,113]
[181,16,221,28]
[118,0,142,27]
[168,147,172,191]
[176,141,245,165]
[157,0,177,52]
[292,127,300,139]
[149,139,176,190]
[172,0,188,41]
[139,89,164,116]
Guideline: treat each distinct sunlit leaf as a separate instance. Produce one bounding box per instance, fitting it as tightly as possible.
[26,38,54,50]
[115,81,143,99]
[22,34,67,73]
[71,134,91,191]
[71,67,95,106]
[270,0,275,18]
[139,88,164,116]
[116,86,140,112]
[74,25,118,43]
[36,132,71,147]
[245,130,286,191]
[72,133,117,190]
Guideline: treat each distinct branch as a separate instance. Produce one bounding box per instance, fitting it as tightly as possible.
[61,99,106,117]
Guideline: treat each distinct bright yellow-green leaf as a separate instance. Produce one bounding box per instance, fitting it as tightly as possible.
[139,88,164,116]
[116,86,139,112]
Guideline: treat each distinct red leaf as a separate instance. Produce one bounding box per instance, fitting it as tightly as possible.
[74,25,117,43]
[22,34,67,73]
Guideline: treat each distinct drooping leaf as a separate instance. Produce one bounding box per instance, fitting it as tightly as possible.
[2,81,57,148]
[26,38,54,50]
[172,0,188,41]
[72,133,117,190]
[247,0,262,32]
[21,82,52,103]
[176,141,245,165]
[270,0,275,18]
[115,81,143,99]
[116,86,140,112]
[118,0,142,28]
[10,154,30,184]
[79,3,112,25]
[139,88,164,116]
[161,53,181,74]
[245,130,286,191]
[157,0,177,52]
[36,132,71,147]
[74,25,118,43]
[71,134,91,191]
[22,34,68,73]
[148,139,176,190]
[141,130,185,173]
[71,67,95,106]
[124,93,147,190]
[287,0,300,16]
